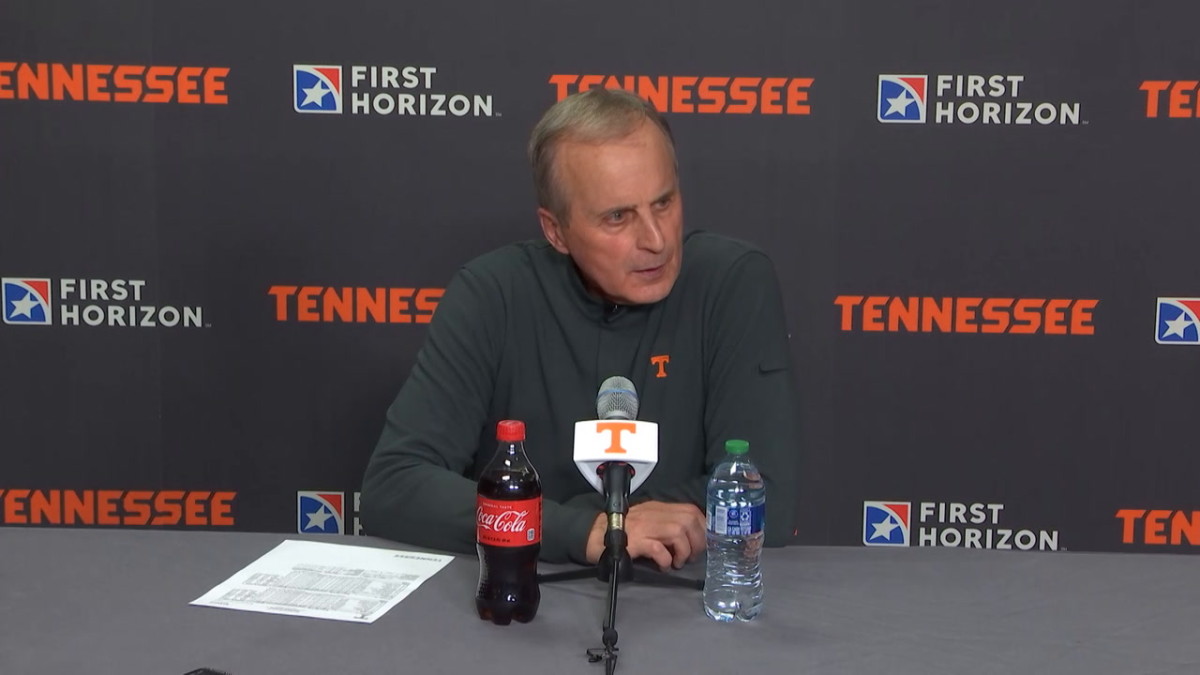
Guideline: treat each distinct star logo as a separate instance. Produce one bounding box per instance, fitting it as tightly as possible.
[300,81,331,108]
[871,515,900,540]
[1155,298,1200,345]
[305,505,333,531]
[885,90,915,117]
[293,65,343,114]
[877,75,927,124]
[1162,312,1193,338]
[863,501,911,546]
[297,492,345,533]
[9,291,39,319]
[2,278,52,325]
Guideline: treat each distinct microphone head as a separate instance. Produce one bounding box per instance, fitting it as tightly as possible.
[596,376,638,420]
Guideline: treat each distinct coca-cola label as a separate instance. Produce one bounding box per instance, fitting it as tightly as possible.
[476,496,541,547]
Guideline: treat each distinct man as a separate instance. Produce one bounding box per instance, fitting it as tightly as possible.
[361,88,799,568]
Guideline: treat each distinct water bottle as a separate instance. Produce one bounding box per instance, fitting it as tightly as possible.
[703,439,765,622]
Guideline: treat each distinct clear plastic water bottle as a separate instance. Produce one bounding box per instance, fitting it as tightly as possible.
[704,439,765,622]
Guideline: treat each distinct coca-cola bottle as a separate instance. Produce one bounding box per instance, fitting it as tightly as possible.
[475,419,542,624]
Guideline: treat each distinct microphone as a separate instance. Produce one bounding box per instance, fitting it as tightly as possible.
[573,377,659,530]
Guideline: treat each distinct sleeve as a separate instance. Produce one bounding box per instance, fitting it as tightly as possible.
[359,264,602,563]
[638,250,800,546]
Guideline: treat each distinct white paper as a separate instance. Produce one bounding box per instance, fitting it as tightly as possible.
[190,539,455,623]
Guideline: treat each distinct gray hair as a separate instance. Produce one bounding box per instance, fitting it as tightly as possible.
[528,87,676,222]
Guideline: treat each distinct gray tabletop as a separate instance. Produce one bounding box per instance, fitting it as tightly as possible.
[1,528,1198,675]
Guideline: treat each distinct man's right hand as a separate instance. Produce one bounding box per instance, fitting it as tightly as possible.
[584,500,707,570]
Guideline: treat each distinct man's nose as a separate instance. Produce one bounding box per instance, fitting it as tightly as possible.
[636,211,665,253]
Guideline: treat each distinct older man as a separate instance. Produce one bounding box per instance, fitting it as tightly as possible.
[361,88,799,568]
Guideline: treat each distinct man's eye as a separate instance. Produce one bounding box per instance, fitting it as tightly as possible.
[606,211,628,224]
[653,197,672,210]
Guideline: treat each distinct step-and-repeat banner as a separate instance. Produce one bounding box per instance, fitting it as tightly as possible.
[2,1,1197,554]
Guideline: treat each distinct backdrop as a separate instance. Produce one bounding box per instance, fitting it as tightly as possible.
[2,1,1197,554]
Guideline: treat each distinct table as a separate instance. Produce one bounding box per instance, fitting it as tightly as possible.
[1,528,1198,674]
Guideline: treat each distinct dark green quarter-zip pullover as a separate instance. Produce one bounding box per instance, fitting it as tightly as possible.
[361,231,800,563]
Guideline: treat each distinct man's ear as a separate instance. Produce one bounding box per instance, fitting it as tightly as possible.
[538,207,570,255]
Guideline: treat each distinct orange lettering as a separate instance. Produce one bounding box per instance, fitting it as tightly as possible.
[1043,298,1070,335]
[203,67,229,104]
[97,490,122,525]
[65,490,94,525]
[30,490,60,524]
[185,491,210,524]
[1168,80,1198,118]
[787,78,813,115]
[1116,509,1145,543]
[954,297,982,333]
[577,74,604,93]
[124,491,154,526]
[637,76,668,112]
[602,75,635,91]
[834,295,863,330]
[323,287,353,322]
[650,354,670,378]
[0,62,14,99]
[177,66,203,103]
[357,287,386,322]
[760,77,787,114]
[153,491,184,525]
[921,297,951,332]
[726,77,760,114]
[1145,509,1172,544]
[697,77,728,113]
[1009,298,1044,334]
[389,288,414,323]
[1172,511,1200,545]
[596,421,636,454]
[549,74,578,100]
[1070,299,1097,335]
[297,286,321,322]
[671,76,697,113]
[112,64,143,102]
[53,63,84,100]
[980,298,1013,333]
[142,65,176,103]
[210,491,236,526]
[4,489,30,524]
[862,296,886,331]
[415,288,443,323]
[86,64,113,101]
[889,297,918,331]
[268,285,297,320]
[1141,80,1170,117]
[17,63,49,99]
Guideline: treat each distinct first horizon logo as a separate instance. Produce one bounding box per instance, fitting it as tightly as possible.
[292,63,496,117]
[878,73,1084,126]
[863,500,1060,551]
[3,277,206,328]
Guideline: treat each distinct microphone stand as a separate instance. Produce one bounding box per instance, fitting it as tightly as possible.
[538,462,703,674]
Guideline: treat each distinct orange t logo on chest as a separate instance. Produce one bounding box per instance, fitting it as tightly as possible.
[650,354,670,378]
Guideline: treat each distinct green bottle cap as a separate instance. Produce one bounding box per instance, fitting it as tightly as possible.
[725,439,749,455]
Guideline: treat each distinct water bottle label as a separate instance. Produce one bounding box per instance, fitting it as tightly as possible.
[708,502,764,536]
[476,496,541,547]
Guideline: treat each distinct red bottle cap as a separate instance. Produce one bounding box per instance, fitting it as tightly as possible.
[496,420,525,442]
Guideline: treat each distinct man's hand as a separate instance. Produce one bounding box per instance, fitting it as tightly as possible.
[585,501,707,570]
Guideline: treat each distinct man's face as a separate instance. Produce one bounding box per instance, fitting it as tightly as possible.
[538,120,683,306]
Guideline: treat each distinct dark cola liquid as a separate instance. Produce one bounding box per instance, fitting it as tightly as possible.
[476,459,541,624]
